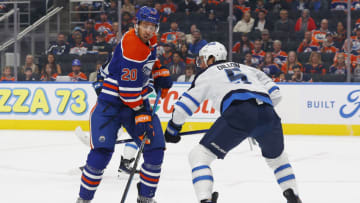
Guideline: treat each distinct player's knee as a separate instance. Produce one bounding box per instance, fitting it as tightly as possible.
[265,150,289,170]
[87,148,114,170]
[143,148,164,165]
[188,144,217,167]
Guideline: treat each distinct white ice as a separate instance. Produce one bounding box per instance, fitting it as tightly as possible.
[0,130,360,203]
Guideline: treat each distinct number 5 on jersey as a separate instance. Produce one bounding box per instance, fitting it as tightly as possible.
[225,68,251,84]
[121,68,137,81]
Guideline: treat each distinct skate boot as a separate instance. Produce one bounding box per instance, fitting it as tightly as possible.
[283,189,302,203]
[200,192,219,203]
[137,182,157,203]
[76,197,91,203]
[118,156,139,174]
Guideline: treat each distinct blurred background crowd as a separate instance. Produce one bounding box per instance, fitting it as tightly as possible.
[1,0,360,83]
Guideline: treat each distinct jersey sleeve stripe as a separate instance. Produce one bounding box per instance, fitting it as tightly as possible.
[123,99,143,108]
[103,82,119,91]
[101,89,119,97]
[119,92,141,97]
[175,101,193,116]
[119,95,142,102]
[183,92,200,107]
[105,77,118,85]
[268,86,280,94]
[119,86,143,91]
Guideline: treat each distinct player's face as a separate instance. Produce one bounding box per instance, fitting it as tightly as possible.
[138,21,156,43]
[196,56,207,69]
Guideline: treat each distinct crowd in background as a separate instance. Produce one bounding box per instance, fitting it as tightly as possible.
[2,0,360,83]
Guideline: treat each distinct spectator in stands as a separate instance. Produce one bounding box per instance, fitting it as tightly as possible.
[120,12,134,34]
[188,29,207,55]
[330,0,347,11]
[168,51,186,81]
[265,0,288,13]
[295,9,317,32]
[244,52,257,67]
[252,39,266,67]
[260,52,281,80]
[289,65,313,82]
[309,0,328,12]
[232,32,254,54]
[159,43,174,66]
[45,53,62,74]
[321,33,338,53]
[178,0,199,12]
[274,9,295,34]
[207,9,220,30]
[334,39,358,67]
[19,67,39,81]
[333,21,346,48]
[106,0,118,22]
[68,59,88,81]
[234,0,251,20]
[351,27,360,55]
[89,61,102,82]
[69,32,90,56]
[0,66,15,81]
[233,11,254,33]
[353,0,360,10]
[254,0,267,14]
[261,29,273,52]
[177,63,195,82]
[291,0,310,11]
[311,18,331,44]
[272,40,288,67]
[353,63,360,81]
[281,51,303,75]
[68,28,83,47]
[154,2,168,23]
[185,24,198,44]
[253,9,272,32]
[161,0,177,16]
[47,33,70,56]
[198,0,214,14]
[121,0,135,16]
[179,43,195,64]
[82,19,97,45]
[304,52,326,75]
[329,52,349,75]
[106,22,120,48]
[40,64,58,81]
[95,12,112,34]
[297,31,320,53]
[21,54,39,74]
[91,31,112,55]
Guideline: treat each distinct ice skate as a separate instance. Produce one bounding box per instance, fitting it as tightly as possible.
[283,189,302,203]
[136,182,157,203]
[76,197,91,203]
[200,192,219,203]
[118,156,139,174]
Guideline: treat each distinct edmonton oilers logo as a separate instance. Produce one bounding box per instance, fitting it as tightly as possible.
[339,89,360,118]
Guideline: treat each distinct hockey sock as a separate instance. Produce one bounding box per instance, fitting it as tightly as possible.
[189,145,217,201]
[138,148,164,198]
[123,142,138,160]
[79,148,113,200]
[265,151,299,195]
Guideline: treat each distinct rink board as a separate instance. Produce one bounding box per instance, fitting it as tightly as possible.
[0,82,359,136]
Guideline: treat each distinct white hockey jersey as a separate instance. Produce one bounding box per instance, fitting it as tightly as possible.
[172,61,281,125]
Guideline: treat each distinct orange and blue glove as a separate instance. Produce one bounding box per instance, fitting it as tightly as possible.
[152,66,173,99]
[134,107,154,144]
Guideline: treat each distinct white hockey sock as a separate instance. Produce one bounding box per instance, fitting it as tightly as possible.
[189,145,217,201]
[265,151,299,195]
[123,142,138,160]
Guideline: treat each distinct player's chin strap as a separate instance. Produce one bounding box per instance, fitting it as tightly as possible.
[120,90,161,203]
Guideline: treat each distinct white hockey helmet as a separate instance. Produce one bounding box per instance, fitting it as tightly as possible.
[198,41,227,66]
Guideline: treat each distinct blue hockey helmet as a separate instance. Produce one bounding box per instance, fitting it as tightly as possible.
[136,6,160,28]
[72,59,81,66]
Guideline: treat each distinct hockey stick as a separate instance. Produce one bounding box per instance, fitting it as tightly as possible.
[115,129,209,144]
[120,90,161,203]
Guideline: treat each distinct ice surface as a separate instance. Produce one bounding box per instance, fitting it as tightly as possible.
[0,130,359,203]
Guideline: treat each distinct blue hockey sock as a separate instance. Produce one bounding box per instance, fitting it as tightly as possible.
[79,148,113,200]
[138,148,164,198]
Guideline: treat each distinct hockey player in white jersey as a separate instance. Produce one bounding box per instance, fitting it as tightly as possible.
[164,42,302,203]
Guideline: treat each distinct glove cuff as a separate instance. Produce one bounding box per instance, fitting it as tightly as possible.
[167,120,182,136]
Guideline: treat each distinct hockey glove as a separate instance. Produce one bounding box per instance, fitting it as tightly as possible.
[92,70,104,96]
[134,107,154,144]
[152,66,173,99]
[164,120,182,143]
